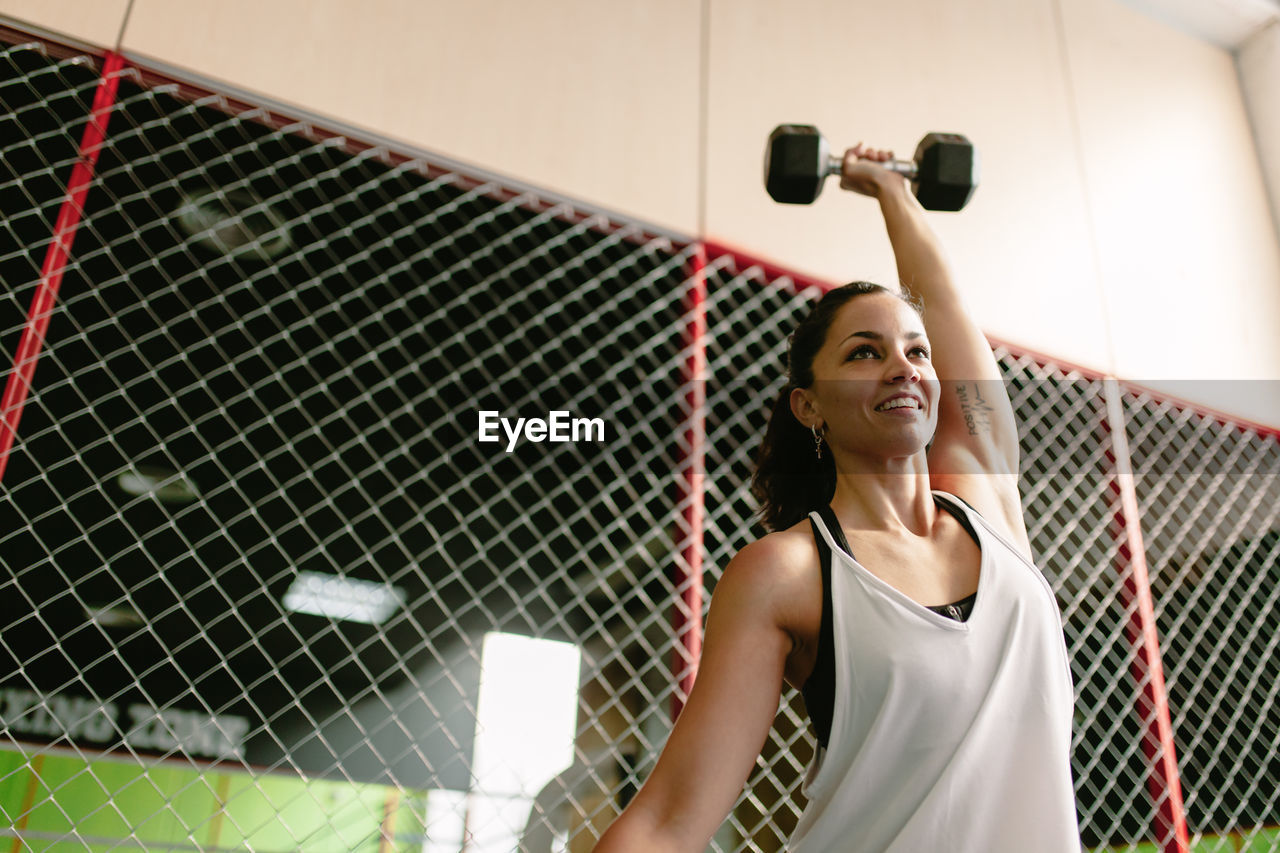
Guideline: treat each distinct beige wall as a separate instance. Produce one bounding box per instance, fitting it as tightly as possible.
[0,0,128,47]
[1063,0,1280,423]
[2,0,1278,425]
[705,0,1112,374]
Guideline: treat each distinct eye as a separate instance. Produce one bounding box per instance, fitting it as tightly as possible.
[846,344,879,360]
[910,345,931,359]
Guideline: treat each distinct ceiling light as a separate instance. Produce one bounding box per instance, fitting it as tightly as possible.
[282,571,404,625]
[116,466,199,504]
[84,602,145,629]
[175,187,291,261]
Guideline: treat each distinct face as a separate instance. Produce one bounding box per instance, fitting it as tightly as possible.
[791,291,940,460]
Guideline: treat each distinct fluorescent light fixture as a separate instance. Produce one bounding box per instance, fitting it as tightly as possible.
[84,602,145,629]
[117,466,199,504]
[175,187,292,261]
[282,571,405,625]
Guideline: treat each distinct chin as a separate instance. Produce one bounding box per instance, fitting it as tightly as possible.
[880,436,932,462]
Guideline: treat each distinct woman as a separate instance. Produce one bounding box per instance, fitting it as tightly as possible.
[594,145,1081,851]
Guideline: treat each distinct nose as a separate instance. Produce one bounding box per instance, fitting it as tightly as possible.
[883,347,921,384]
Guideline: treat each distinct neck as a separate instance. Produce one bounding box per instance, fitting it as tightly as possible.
[827,451,935,535]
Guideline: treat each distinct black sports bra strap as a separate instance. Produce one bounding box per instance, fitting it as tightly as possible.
[817,504,856,560]
[804,514,837,749]
[932,492,982,550]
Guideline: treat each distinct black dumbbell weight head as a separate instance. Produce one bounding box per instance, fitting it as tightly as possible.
[913,133,979,212]
[764,124,834,205]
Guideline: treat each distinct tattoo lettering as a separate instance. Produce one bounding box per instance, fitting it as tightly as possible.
[955,383,995,436]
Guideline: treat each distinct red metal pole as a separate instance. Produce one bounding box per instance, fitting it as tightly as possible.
[672,244,707,721]
[0,50,125,483]
[1102,378,1189,853]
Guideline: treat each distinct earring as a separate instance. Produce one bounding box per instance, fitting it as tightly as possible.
[811,424,824,459]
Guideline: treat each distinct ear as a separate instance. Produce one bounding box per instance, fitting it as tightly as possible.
[789,386,821,429]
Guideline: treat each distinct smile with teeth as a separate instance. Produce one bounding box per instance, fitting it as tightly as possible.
[876,397,920,412]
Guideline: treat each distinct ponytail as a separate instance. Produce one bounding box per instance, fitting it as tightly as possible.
[751,385,835,531]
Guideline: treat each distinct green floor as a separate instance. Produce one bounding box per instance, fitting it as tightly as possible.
[0,749,432,852]
[4,748,1278,852]
[1089,827,1280,853]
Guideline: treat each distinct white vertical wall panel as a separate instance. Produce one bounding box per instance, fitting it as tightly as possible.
[1239,20,1280,244]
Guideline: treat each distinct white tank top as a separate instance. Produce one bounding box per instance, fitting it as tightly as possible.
[790,492,1082,852]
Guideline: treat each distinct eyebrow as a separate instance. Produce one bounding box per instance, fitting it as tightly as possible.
[841,330,927,345]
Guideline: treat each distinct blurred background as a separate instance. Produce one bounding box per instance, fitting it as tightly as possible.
[0,1,1278,851]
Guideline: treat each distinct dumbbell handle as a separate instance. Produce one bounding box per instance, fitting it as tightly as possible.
[824,153,918,182]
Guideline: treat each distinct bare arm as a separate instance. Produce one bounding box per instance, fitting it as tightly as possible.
[593,537,797,852]
[842,147,1029,552]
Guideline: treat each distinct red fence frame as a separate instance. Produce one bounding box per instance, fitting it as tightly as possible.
[1103,379,1190,852]
[0,49,124,483]
[8,33,1280,851]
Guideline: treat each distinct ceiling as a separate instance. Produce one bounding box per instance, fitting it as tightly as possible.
[1118,0,1280,50]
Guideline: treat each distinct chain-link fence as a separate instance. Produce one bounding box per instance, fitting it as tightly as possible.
[1,31,1277,853]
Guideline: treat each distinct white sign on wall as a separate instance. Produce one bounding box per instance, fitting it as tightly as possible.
[0,687,249,760]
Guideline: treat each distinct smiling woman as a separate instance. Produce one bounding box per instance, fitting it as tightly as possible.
[786,288,942,498]
[593,144,1082,853]
[751,280,928,532]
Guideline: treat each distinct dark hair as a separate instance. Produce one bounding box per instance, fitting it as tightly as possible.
[751,281,922,532]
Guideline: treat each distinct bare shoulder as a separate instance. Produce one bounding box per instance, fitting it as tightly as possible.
[713,523,821,634]
[719,524,819,594]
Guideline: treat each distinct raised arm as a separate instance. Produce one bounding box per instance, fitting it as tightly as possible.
[593,536,800,852]
[841,145,1029,550]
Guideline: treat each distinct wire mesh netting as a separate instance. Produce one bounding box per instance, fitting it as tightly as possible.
[1,35,1279,853]
[0,39,696,851]
[1122,388,1280,849]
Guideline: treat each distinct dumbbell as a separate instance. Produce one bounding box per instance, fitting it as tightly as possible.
[764,125,979,211]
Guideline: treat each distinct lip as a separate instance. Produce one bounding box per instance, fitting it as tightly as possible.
[874,393,924,413]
